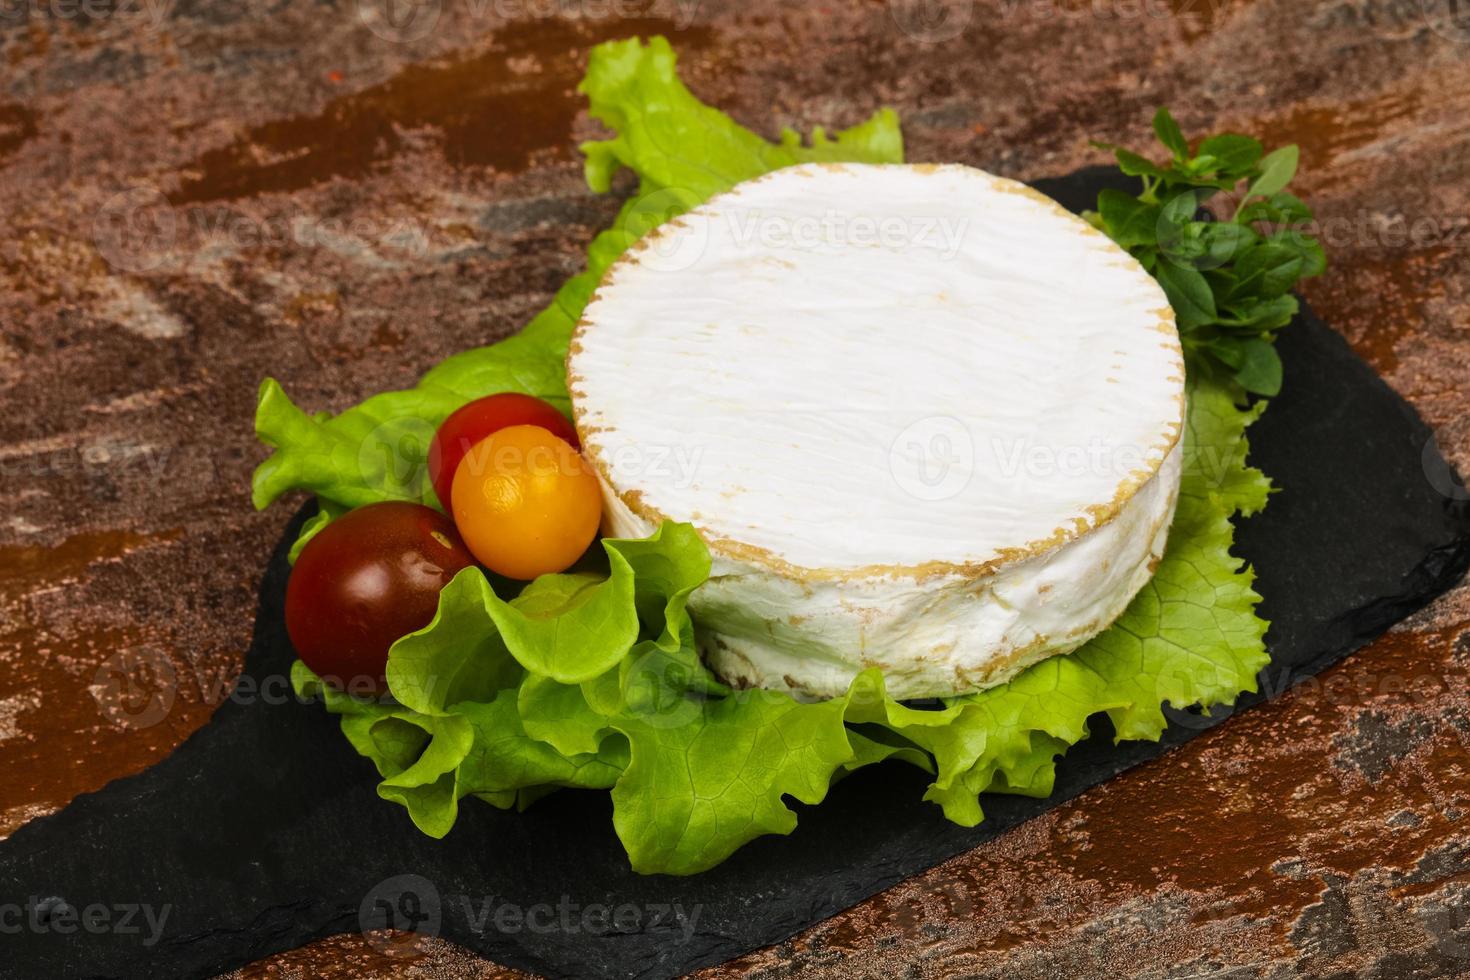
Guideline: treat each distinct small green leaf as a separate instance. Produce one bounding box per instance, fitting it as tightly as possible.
[1201,336,1246,369]
[1233,339,1283,395]
[1233,199,1278,225]
[1156,261,1218,327]
[1299,237,1327,278]
[1233,241,1304,298]
[1268,231,1327,279]
[287,499,347,564]
[1266,191,1312,223]
[1152,107,1188,161]
[1247,145,1299,199]
[1114,148,1168,179]
[1097,188,1160,247]
[1199,222,1258,267]
[1183,153,1218,175]
[1222,294,1299,331]
[1198,133,1263,175]
[1159,188,1201,230]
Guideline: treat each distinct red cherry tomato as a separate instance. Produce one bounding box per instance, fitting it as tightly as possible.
[285,501,475,695]
[427,393,579,510]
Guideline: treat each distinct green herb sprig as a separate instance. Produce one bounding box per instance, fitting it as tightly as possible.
[1087,108,1325,396]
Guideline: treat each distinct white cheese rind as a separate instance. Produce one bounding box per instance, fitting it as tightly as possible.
[570,162,1185,699]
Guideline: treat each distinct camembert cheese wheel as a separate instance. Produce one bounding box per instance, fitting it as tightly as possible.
[569,162,1185,699]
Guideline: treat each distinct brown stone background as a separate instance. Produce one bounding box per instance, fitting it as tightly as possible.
[1,0,1468,976]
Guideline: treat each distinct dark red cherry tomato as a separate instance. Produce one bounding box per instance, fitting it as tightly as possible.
[426,393,579,510]
[285,501,475,695]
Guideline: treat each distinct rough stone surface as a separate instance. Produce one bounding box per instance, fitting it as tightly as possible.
[0,1,1466,977]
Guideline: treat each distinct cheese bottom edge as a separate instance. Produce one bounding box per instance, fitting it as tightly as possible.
[599,442,1183,701]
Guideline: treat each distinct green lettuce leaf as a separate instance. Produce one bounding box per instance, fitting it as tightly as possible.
[287,499,345,564]
[1073,377,1270,743]
[609,691,853,874]
[273,36,1274,876]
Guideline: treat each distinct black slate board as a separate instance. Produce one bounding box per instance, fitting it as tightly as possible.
[2,169,1468,980]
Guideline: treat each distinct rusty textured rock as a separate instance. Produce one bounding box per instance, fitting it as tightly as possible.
[0,0,1466,977]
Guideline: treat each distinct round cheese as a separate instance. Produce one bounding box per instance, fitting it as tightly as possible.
[568,162,1185,699]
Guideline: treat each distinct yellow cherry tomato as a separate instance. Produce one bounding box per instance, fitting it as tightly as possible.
[450,424,603,580]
